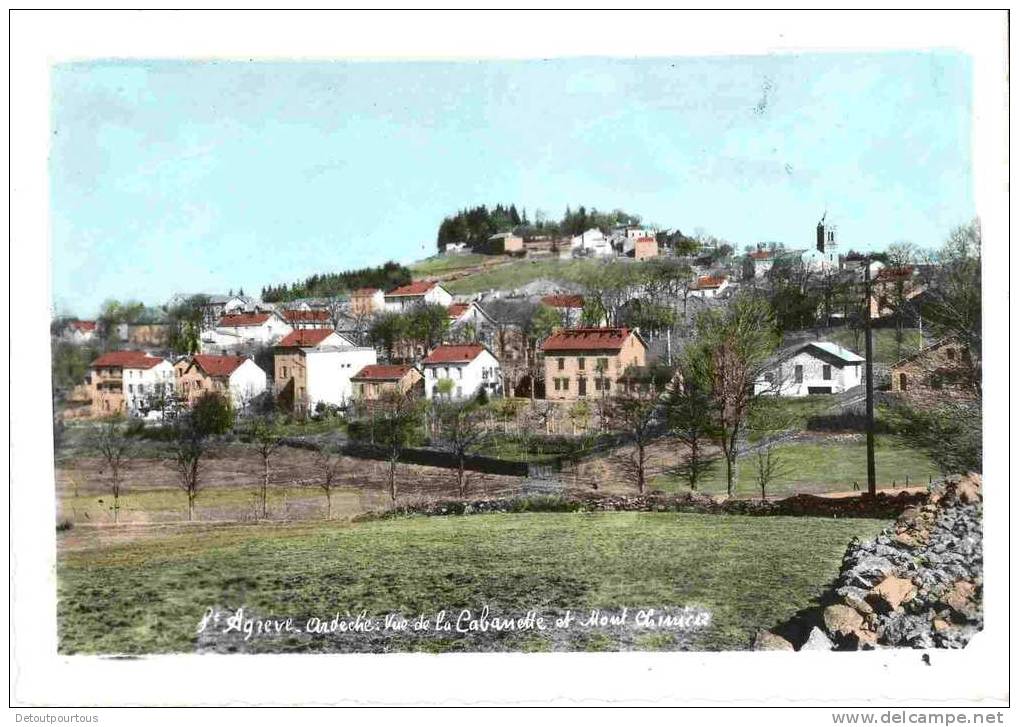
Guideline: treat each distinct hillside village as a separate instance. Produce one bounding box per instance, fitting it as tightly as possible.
[51,211,983,655]
[54,213,977,432]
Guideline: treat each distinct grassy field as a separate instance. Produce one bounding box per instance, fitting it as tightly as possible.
[410,253,502,276]
[747,395,839,441]
[828,327,924,365]
[653,435,940,497]
[442,258,600,294]
[57,511,888,654]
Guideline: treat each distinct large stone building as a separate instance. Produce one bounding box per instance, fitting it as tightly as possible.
[541,327,648,401]
[889,337,977,405]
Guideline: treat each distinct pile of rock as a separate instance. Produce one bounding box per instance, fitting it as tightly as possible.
[754,473,983,651]
[363,488,926,522]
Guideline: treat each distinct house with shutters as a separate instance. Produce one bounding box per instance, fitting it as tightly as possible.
[350,364,424,401]
[177,354,268,410]
[541,327,648,401]
[88,351,175,417]
[755,341,864,397]
[421,344,502,400]
[202,311,293,350]
[273,328,377,412]
[384,281,454,313]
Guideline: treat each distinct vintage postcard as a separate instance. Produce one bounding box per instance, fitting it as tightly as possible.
[9,9,1010,714]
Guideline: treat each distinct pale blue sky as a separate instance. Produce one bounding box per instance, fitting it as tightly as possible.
[51,53,973,316]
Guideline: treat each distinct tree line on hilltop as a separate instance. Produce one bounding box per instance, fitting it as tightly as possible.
[260,261,413,303]
[435,203,650,251]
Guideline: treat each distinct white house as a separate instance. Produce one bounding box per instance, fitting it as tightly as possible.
[421,343,502,400]
[747,250,776,279]
[89,351,175,416]
[178,354,268,410]
[570,228,613,257]
[756,341,864,397]
[274,328,376,411]
[384,281,454,313]
[202,311,293,350]
[60,320,98,344]
[689,275,731,299]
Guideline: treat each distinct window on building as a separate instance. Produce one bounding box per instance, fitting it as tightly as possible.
[557,358,565,371]
[578,357,586,370]
[794,365,803,383]
[822,365,832,381]
[554,379,561,391]
[597,357,609,371]
[899,373,908,391]
[562,378,569,391]
[946,348,956,361]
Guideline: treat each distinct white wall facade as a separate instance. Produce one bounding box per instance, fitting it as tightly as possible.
[227,359,269,408]
[304,347,378,409]
[202,315,293,350]
[571,228,613,257]
[690,279,729,299]
[423,350,502,400]
[757,350,863,397]
[123,360,175,414]
[385,285,454,313]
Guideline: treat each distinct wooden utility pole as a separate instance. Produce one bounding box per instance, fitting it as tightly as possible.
[863,260,877,496]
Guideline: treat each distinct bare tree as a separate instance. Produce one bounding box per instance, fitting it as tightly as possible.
[95,417,131,523]
[314,448,344,519]
[685,294,780,496]
[249,417,284,519]
[754,445,787,502]
[170,421,207,522]
[607,392,660,494]
[434,400,490,497]
[530,400,557,435]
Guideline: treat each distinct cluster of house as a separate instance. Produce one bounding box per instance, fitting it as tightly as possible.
[445,223,661,261]
[64,216,972,420]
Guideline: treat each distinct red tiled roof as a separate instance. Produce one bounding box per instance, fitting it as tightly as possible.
[90,351,166,369]
[749,251,773,260]
[634,236,656,243]
[541,327,637,352]
[69,320,97,331]
[277,329,338,348]
[191,354,248,378]
[218,313,271,327]
[693,275,728,289]
[541,294,585,309]
[387,281,437,297]
[447,303,471,318]
[282,309,330,323]
[351,364,415,381]
[422,344,487,364]
[876,266,915,282]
